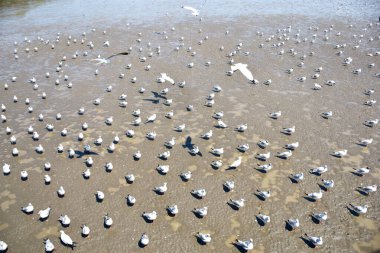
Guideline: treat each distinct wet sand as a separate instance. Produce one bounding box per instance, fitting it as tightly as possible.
[0,8,380,253]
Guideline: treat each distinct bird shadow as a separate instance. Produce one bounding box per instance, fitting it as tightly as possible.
[288,177,299,184]
[151,91,166,99]
[95,196,103,203]
[285,221,294,231]
[254,193,266,201]
[255,157,267,162]
[75,150,98,159]
[275,155,288,160]
[318,184,328,191]
[209,152,221,157]
[256,168,269,174]
[156,170,168,176]
[153,189,165,195]
[192,210,205,219]
[210,164,220,170]
[223,185,232,192]
[166,210,176,217]
[232,242,249,253]
[346,206,360,216]
[45,181,51,185]
[191,192,203,199]
[311,215,322,224]
[281,131,291,136]
[351,171,364,177]
[300,236,316,248]
[157,156,168,161]
[103,223,112,229]
[309,171,322,176]
[142,215,154,223]
[226,202,239,211]
[142,98,159,104]
[303,196,317,202]
[225,166,237,171]
[182,136,194,149]
[39,216,49,222]
[133,156,140,161]
[255,216,266,226]
[355,188,369,196]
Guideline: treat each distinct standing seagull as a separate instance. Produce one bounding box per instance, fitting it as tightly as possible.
[59,230,77,249]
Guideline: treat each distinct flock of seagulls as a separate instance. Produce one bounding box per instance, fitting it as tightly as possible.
[0,4,379,252]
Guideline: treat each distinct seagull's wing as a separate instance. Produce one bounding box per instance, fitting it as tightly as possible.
[239,66,254,81]
[165,75,174,84]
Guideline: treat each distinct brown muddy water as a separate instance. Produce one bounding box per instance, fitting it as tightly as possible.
[0,2,380,253]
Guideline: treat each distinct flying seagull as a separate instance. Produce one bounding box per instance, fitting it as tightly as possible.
[231,63,254,81]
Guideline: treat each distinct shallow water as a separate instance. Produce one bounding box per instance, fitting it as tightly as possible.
[1,1,380,253]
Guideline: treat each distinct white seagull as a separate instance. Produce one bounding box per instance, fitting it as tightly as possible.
[182,5,200,16]
[231,63,254,81]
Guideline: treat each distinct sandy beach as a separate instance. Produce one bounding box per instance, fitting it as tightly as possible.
[0,1,379,252]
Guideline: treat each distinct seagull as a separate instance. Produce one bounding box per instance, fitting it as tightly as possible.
[211,147,224,156]
[193,207,208,217]
[83,168,91,179]
[60,230,77,249]
[237,144,250,152]
[236,123,248,132]
[321,179,334,190]
[276,150,292,159]
[312,211,328,222]
[364,119,378,127]
[353,167,370,176]
[331,149,347,158]
[306,189,323,200]
[167,205,179,215]
[285,142,299,150]
[201,130,213,139]
[12,147,19,156]
[191,188,207,198]
[156,165,170,174]
[304,234,323,247]
[216,119,228,128]
[212,85,222,92]
[256,152,270,161]
[126,129,135,137]
[349,204,369,214]
[21,203,34,214]
[154,182,167,194]
[213,111,224,119]
[223,180,235,191]
[126,194,136,205]
[230,63,254,81]
[125,174,135,183]
[229,156,242,168]
[258,140,270,148]
[57,186,65,197]
[81,224,90,237]
[269,111,281,119]
[96,191,105,201]
[286,218,300,230]
[181,5,200,16]
[105,116,113,125]
[142,211,157,221]
[229,198,245,209]
[104,214,113,227]
[174,124,186,131]
[357,185,377,194]
[38,207,51,220]
[165,110,174,119]
[364,99,376,106]
[197,232,211,244]
[146,114,157,123]
[44,238,55,252]
[180,171,192,181]
[313,83,322,90]
[140,233,149,246]
[146,131,157,140]
[282,126,295,135]
[364,89,374,96]
[44,175,51,184]
[235,238,254,251]
[257,213,271,224]
[132,109,141,117]
[257,189,271,200]
[310,165,328,175]
[256,163,272,173]
[321,111,333,119]
[211,160,223,169]
[58,214,71,226]
[86,157,93,166]
[189,146,200,155]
